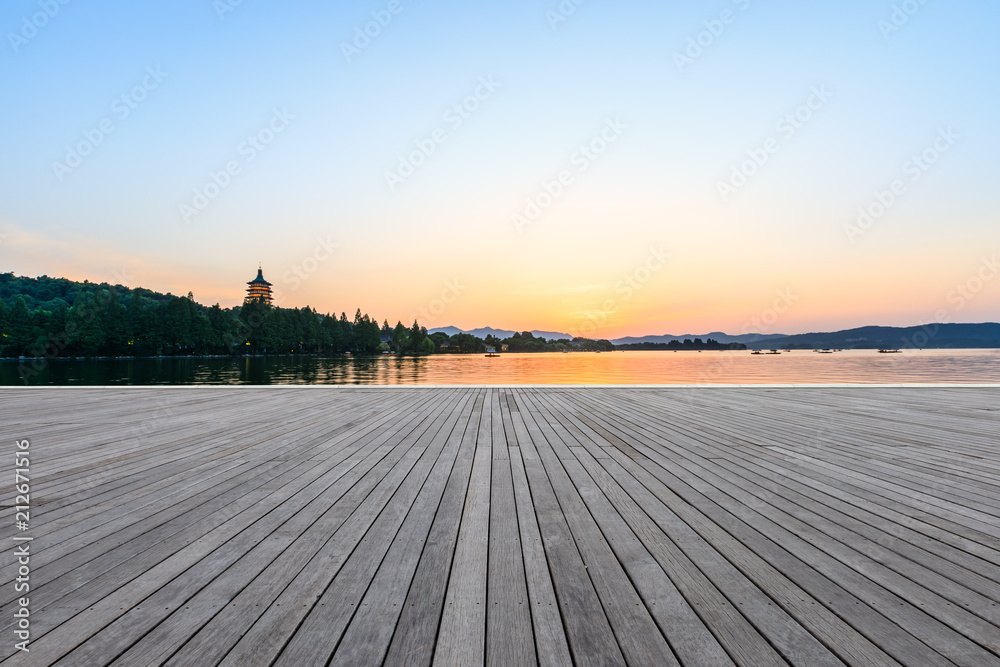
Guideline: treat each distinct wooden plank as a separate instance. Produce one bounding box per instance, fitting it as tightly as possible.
[1,386,999,667]
[0,390,424,633]
[11,390,447,665]
[564,447,737,666]
[206,390,463,667]
[508,446,572,667]
[328,391,474,665]
[432,445,492,665]
[151,391,466,666]
[511,391,625,666]
[577,390,993,665]
[521,392,666,665]
[383,390,484,666]
[486,452,534,665]
[565,389,927,666]
[519,456,625,666]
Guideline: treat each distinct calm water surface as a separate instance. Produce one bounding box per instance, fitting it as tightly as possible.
[2,349,998,385]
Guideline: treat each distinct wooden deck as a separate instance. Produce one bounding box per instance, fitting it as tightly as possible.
[2,386,999,666]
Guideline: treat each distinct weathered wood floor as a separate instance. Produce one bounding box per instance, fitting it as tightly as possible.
[1,387,999,666]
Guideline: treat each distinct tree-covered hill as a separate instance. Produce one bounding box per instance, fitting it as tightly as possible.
[0,273,421,360]
[0,273,174,313]
[749,324,1000,350]
[1,274,615,366]
[616,338,746,351]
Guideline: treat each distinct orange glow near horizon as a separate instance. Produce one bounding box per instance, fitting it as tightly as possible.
[4,219,997,339]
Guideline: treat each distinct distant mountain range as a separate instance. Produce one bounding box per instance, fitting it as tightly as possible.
[431,323,1000,349]
[430,326,786,344]
[610,331,787,346]
[429,326,575,341]
[744,323,1000,350]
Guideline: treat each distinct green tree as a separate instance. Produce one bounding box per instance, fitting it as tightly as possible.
[162,295,197,353]
[338,312,352,353]
[67,293,106,355]
[300,307,321,353]
[391,321,409,352]
[126,291,160,354]
[0,272,442,360]
[0,298,8,342]
[352,309,380,354]
[97,288,126,353]
[240,298,269,353]
[418,337,435,355]
[207,304,235,353]
[450,332,485,353]
[429,331,449,348]
[407,320,426,355]
[321,313,345,353]
[7,297,33,355]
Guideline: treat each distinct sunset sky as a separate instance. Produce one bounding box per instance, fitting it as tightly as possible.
[2,0,998,338]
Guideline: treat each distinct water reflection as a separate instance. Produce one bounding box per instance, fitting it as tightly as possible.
[2,349,998,385]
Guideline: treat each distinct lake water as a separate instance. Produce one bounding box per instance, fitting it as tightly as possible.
[2,349,998,385]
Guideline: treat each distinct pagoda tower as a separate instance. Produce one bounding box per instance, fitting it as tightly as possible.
[244,265,273,305]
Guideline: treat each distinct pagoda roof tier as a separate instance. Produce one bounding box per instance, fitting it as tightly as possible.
[248,267,272,286]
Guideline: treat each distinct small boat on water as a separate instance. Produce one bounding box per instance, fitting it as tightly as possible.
[878,349,901,353]
[816,349,833,354]
[485,353,500,357]
[751,350,763,355]
[766,350,781,355]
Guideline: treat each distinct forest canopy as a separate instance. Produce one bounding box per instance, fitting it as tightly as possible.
[0,273,424,358]
[0,273,615,359]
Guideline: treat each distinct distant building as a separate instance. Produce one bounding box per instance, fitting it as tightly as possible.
[244,265,273,306]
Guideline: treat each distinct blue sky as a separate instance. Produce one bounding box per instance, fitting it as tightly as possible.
[2,0,998,336]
